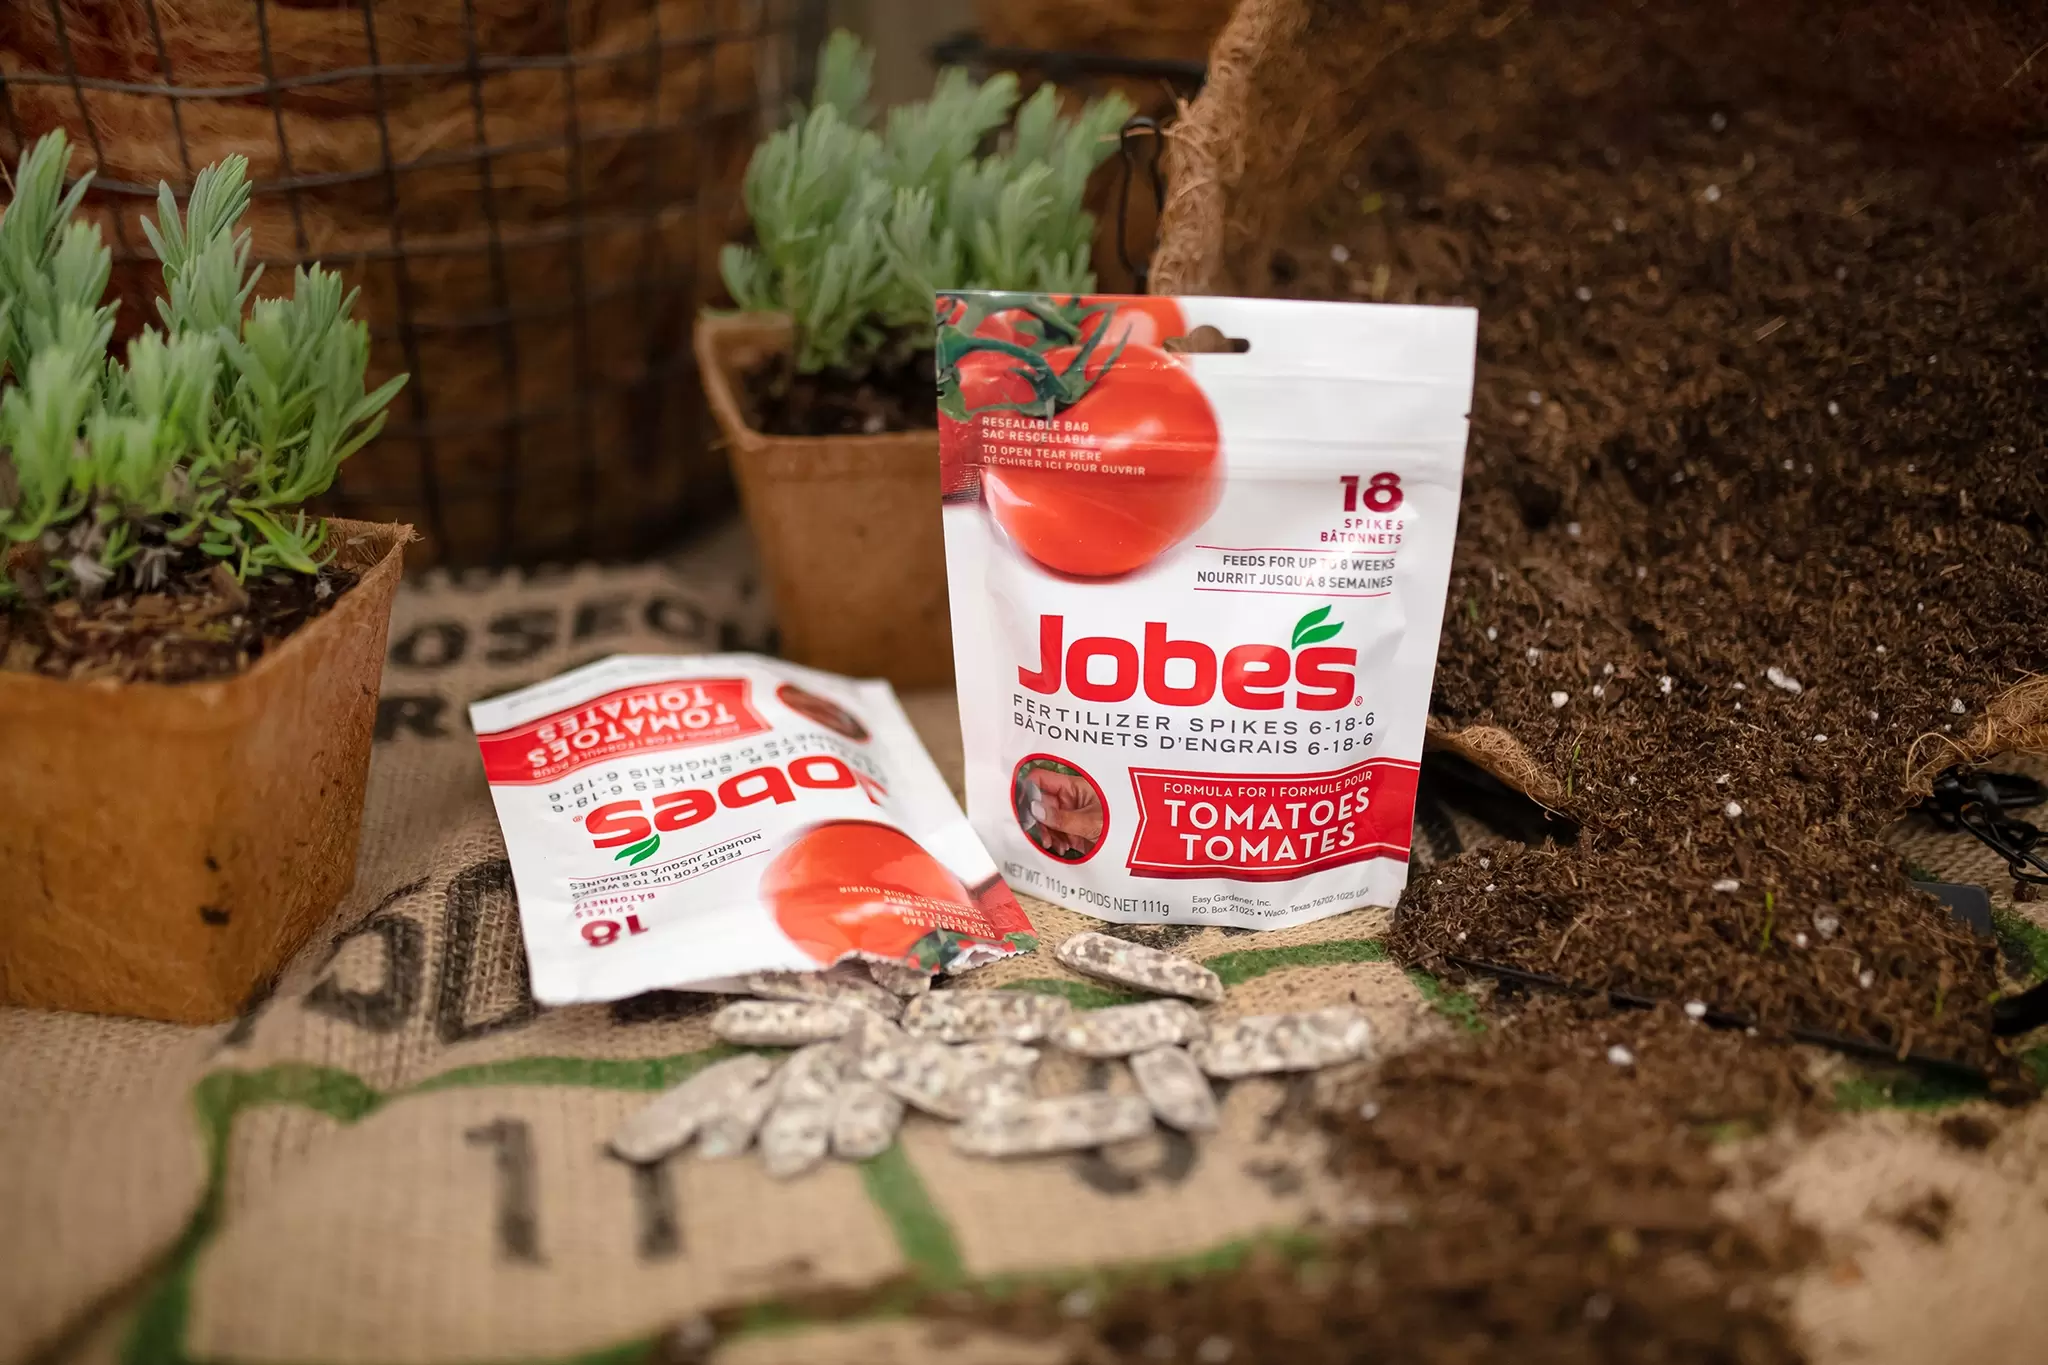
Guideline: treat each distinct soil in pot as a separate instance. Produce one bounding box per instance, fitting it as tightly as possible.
[1,555,359,684]
[742,346,938,438]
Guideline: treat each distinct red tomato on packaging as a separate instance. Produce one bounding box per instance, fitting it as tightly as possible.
[1073,297,1186,352]
[980,342,1221,578]
[764,820,976,964]
[942,350,1040,497]
[972,310,1032,347]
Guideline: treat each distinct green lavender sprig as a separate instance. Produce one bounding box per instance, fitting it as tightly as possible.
[0,131,406,602]
[720,31,1132,374]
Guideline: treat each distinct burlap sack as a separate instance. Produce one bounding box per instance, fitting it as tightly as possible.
[0,522,1479,1365]
[4,518,2041,1365]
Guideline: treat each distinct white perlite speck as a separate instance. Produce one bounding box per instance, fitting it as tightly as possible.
[758,1097,834,1179]
[866,957,933,998]
[1550,691,1570,709]
[903,990,1070,1043]
[742,966,904,1021]
[952,1093,1155,1157]
[1131,1045,1220,1132]
[1607,1045,1635,1067]
[1055,931,1225,1003]
[1724,801,1743,819]
[830,1080,905,1160]
[1659,675,1674,695]
[1189,1007,1373,1078]
[1765,667,1803,694]
[1813,915,1840,940]
[1951,698,1967,714]
[608,1053,775,1164]
[1683,1001,1708,1020]
[1712,878,1740,893]
[711,999,855,1046]
[1051,999,1208,1058]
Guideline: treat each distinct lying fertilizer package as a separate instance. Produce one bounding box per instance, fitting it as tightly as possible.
[941,292,1478,928]
[473,656,1033,1004]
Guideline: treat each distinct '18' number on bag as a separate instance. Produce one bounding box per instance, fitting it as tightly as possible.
[1340,473,1404,513]
[583,915,648,947]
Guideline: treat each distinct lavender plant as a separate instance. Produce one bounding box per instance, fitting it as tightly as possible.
[0,131,404,604]
[720,32,1134,375]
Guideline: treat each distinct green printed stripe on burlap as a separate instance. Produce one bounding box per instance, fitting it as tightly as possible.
[999,978,1145,1008]
[1204,937,1388,984]
[1405,969,1485,1033]
[1004,937,1487,1035]
[1832,1068,1987,1113]
[408,1046,748,1096]
[1992,908,2048,986]
[857,1142,965,1286]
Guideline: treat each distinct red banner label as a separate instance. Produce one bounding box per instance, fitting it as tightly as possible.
[1124,759,1419,881]
[477,678,769,784]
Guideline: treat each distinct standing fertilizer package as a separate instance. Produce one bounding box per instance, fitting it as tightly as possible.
[940,293,1478,928]
[473,656,1033,1004]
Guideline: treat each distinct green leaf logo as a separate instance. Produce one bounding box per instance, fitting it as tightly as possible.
[616,834,660,867]
[1292,605,1343,648]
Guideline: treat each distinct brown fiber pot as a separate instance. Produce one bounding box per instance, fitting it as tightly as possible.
[0,520,410,1022]
[696,312,952,688]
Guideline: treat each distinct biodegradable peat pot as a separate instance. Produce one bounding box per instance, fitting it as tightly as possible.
[696,312,952,687]
[0,520,410,1023]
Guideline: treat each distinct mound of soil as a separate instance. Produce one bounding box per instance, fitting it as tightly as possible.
[1256,2,2042,1075]
[743,347,938,438]
[943,999,1822,1365]
[1,559,357,684]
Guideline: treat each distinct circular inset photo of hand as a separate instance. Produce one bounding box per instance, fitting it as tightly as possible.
[776,682,870,741]
[1012,755,1108,863]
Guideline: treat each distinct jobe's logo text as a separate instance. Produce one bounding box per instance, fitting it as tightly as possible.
[1018,607,1355,711]
[586,755,883,866]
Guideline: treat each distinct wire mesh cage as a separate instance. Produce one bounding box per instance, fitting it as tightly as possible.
[0,0,829,566]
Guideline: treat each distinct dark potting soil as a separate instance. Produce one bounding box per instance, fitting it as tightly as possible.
[1255,3,2041,1074]
[0,559,357,684]
[743,347,938,438]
